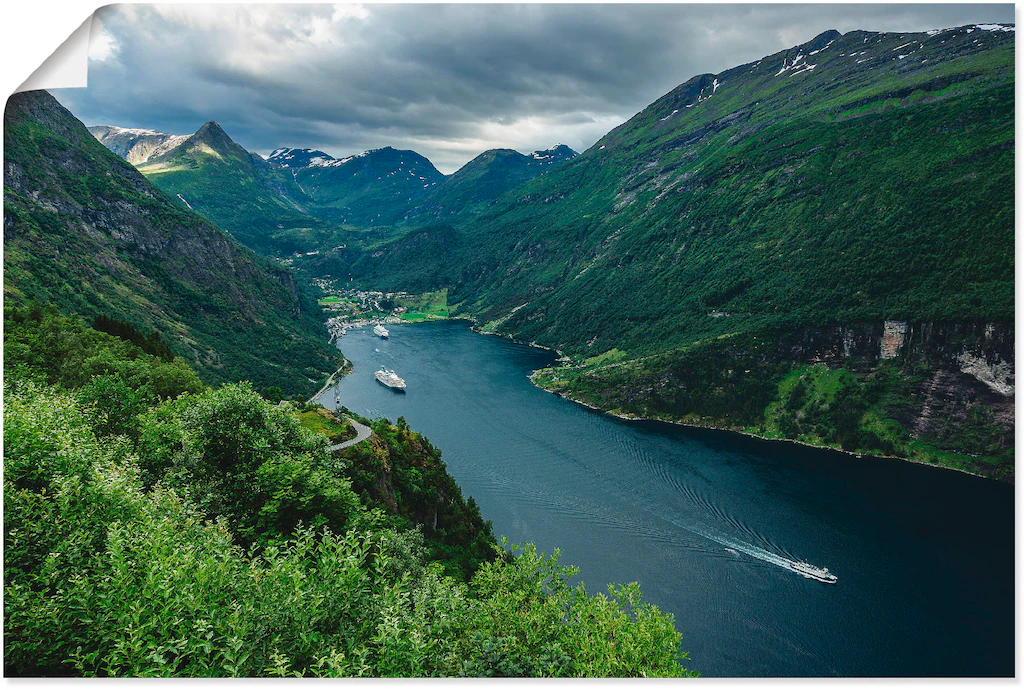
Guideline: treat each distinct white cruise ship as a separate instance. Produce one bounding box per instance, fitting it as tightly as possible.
[374,367,406,391]
[373,324,390,339]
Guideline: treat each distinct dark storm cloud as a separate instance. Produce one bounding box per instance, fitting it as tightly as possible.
[53,3,1015,172]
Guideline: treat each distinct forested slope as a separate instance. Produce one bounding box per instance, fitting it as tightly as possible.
[4,91,340,396]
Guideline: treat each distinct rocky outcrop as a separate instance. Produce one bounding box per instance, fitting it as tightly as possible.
[775,321,1014,380]
[88,125,188,165]
[779,320,1014,471]
[958,352,1014,396]
[880,320,908,359]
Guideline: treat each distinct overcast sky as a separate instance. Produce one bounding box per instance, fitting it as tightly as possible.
[52,3,1014,173]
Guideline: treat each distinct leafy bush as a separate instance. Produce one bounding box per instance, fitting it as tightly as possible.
[4,381,694,677]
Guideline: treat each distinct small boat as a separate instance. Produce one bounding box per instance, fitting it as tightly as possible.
[790,560,838,584]
[374,367,406,391]
[373,324,390,339]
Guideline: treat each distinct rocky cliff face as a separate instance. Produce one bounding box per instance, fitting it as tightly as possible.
[778,321,1014,383]
[775,320,1014,454]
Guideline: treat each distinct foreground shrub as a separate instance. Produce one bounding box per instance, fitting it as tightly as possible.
[4,381,694,677]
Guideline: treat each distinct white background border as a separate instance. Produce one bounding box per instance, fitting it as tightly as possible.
[0,0,1019,686]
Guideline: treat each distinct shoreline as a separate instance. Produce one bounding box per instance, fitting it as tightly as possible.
[464,316,569,361]
[320,309,996,483]
[527,370,992,482]
[307,355,352,404]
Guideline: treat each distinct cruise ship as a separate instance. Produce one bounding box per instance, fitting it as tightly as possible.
[790,560,838,584]
[374,367,406,391]
[373,324,390,339]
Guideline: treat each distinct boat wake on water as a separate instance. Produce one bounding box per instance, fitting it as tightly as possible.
[479,468,838,585]
[684,524,837,584]
[596,428,838,583]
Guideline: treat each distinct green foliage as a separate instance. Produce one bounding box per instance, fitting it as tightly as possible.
[4,381,693,677]
[758,358,1013,479]
[456,541,692,677]
[136,383,363,546]
[92,314,175,361]
[537,330,787,427]
[261,385,285,403]
[4,304,205,437]
[342,416,497,580]
[538,327,1014,480]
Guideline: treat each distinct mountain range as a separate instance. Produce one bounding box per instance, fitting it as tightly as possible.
[132,121,324,251]
[91,123,579,249]
[70,23,1018,478]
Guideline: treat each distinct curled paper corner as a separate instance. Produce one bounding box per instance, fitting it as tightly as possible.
[16,13,95,94]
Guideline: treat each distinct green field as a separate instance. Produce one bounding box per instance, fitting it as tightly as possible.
[396,289,450,322]
[297,407,355,443]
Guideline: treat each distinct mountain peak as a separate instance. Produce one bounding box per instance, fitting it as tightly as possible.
[267,147,335,169]
[801,28,842,53]
[530,144,578,164]
[193,120,230,143]
[182,120,248,159]
[197,120,224,134]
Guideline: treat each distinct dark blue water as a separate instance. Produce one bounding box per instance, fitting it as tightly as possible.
[321,321,1014,677]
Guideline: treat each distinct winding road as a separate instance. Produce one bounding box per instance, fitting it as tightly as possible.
[307,358,372,451]
[330,416,373,451]
[308,357,350,405]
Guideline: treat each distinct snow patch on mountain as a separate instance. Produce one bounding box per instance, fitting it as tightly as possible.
[109,126,163,136]
[267,147,337,169]
[776,54,804,76]
[808,40,835,55]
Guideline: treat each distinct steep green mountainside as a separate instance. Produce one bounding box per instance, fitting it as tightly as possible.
[407,145,578,222]
[369,26,1014,349]
[4,307,692,677]
[291,146,445,226]
[88,125,188,165]
[345,26,1015,477]
[129,135,448,249]
[4,90,340,396]
[136,121,326,252]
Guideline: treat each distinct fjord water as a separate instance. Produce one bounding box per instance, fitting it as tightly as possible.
[321,322,1013,677]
